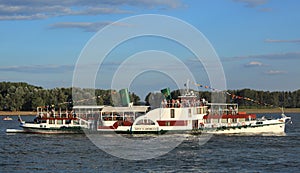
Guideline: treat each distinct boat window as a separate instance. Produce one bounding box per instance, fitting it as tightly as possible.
[188,109,191,117]
[65,119,71,124]
[203,107,207,114]
[73,119,79,125]
[196,108,201,114]
[112,113,121,121]
[170,109,175,118]
[239,118,246,122]
[212,119,218,124]
[103,117,112,121]
[135,112,145,118]
[221,119,227,123]
[49,119,55,124]
[102,112,111,117]
[125,112,134,117]
[136,119,155,125]
[57,120,63,124]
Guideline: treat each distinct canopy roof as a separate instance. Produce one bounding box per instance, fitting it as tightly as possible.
[73,105,149,112]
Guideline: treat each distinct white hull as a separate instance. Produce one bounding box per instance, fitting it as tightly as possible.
[21,127,83,134]
[205,122,286,135]
[18,116,88,134]
[6,129,26,133]
[3,116,13,121]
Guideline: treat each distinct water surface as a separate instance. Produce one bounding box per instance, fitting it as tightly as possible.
[1,113,299,172]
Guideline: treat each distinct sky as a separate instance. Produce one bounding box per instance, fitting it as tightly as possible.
[0,0,300,98]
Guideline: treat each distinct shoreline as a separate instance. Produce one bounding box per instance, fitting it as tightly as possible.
[0,108,300,116]
[239,108,300,114]
[0,111,36,116]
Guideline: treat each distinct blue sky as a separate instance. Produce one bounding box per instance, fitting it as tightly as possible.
[0,0,300,97]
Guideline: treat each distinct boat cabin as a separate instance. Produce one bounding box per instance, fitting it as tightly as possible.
[203,103,256,125]
[33,106,84,127]
[73,105,149,131]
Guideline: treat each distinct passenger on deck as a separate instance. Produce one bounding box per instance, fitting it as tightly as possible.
[202,98,206,105]
[233,106,237,115]
[175,99,181,108]
[171,99,176,108]
[229,106,233,115]
[34,117,40,124]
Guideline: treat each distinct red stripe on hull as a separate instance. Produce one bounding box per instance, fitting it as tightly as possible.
[157,120,188,126]
[97,126,115,129]
[203,114,256,119]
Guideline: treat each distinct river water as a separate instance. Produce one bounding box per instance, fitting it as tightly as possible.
[1,113,299,173]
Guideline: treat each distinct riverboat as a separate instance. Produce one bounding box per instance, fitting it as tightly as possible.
[73,87,291,135]
[12,87,292,135]
[17,106,89,134]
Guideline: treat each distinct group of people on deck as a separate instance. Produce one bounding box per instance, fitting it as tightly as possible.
[36,109,76,119]
[161,98,207,108]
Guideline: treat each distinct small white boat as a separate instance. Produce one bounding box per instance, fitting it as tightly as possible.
[6,129,25,133]
[18,106,89,134]
[3,116,13,121]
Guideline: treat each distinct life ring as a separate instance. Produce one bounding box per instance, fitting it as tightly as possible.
[242,122,246,126]
[227,123,231,127]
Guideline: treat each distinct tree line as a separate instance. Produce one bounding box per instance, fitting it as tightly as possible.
[145,88,300,109]
[0,82,299,111]
[0,82,140,111]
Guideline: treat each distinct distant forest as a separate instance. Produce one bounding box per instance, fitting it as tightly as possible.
[0,82,299,111]
[0,82,140,111]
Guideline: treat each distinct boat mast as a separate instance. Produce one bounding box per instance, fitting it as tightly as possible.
[185,79,190,95]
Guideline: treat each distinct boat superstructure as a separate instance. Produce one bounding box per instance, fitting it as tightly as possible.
[11,85,292,135]
[18,106,89,134]
[71,87,291,135]
[200,103,291,134]
[73,105,150,133]
[131,91,208,134]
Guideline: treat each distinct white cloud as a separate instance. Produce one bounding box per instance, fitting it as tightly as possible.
[233,0,268,8]
[49,21,131,32]
[259,8,272,12]
[265,39,300,43]
[50,22,112,32]
[0,64,74,74]
[244,61,264,67]
[265,70,287,75]
[233,52,300,60]
[0,0,183,20]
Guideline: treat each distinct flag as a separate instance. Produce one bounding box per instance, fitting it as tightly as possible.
[119,88,130,106]
[161,87,172,100]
